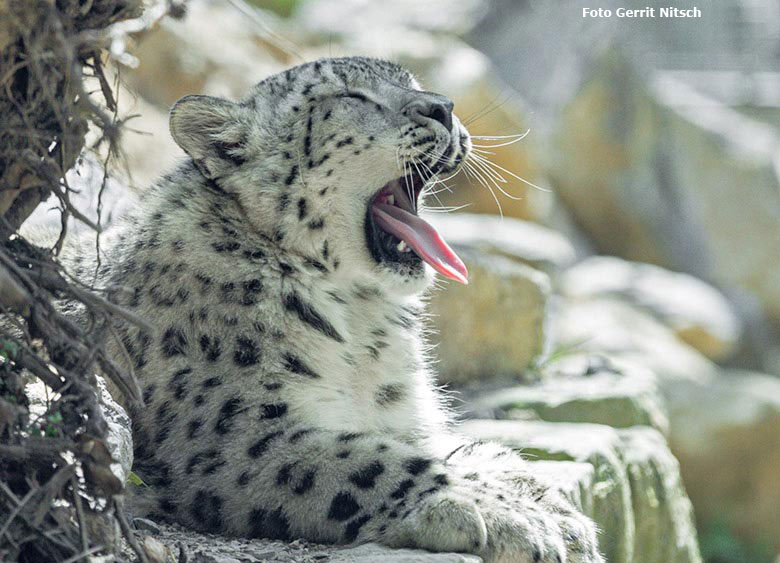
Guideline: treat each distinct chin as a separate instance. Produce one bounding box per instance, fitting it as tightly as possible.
[375,261,434,296]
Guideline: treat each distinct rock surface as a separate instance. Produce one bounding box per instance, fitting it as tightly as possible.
[428,212,577,274]
[668,369,780,558]
[135,522,482,562]
[560,256,742,361]
[461,419,702,563]
[428,246,550,384]
[468,354,668,433]
[546,47,780,333]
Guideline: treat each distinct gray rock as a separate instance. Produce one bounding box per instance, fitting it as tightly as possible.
[133,517,162,534]
[460,419,702,563]
[142,522,483,562]
[470,354,668,433]
[330,543,482,562]
[668,369,780,558]
[560,256,742,361]
[427,212,577,274]
[544,48,780,358]
[428,247,550,384]
[96,376,134,487]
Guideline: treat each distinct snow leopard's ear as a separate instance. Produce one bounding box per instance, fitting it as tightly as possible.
[169,95,249,180]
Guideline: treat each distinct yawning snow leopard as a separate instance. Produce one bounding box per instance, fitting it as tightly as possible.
[96,57,601,562]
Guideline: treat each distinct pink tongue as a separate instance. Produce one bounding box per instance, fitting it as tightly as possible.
[371,203,469,284]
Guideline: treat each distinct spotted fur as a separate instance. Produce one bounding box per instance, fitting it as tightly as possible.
[76,57,601,563]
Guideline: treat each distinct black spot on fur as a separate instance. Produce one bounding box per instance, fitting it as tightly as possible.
[259,403,288,419]
[154,401,177,444]
[213,140,247,167]
[337,432,363,443]
[186,449,218,473]
[344,514,371,543]
[284,165,299,186]
[282,352,320,378]
[237,471,251,487]
[187,418,202,439]
[293,470,316,494]
[199,334,222,362]
[303,257,328,273]
[248,507,291,541]
[276,463,316,495]
[143,384,156,405]
[434,473,449,486]
[243,248,266,261]
[212,240,241,253]
[284,292,344,343]
[405,457,432,476]
[390,479,415,500]
[248,430,283,458]
[215,397,244,434]
[348,461,385,489]
[168,367,192,400]
[278,192,290,211]
[374,383,406,407]
[202,377,222,388]
[234,335,261,366]
[336,136,354,148]
[289,428,312,443]
[328,492,360,521]
[241,279,263,305]
[307,218,325,230]
[336,450,351,459]
[161,326,188,357]
[191,490,224,532]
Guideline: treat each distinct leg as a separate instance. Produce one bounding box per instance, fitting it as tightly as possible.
[135,419,602,562]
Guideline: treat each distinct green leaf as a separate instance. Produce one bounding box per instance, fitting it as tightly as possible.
[127,471,148,487]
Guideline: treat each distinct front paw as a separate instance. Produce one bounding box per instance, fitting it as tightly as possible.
[384,491,488,554]
[382,486,602,563]
[477,499,601,563]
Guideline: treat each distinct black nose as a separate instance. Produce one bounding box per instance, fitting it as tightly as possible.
[423,100,454,131]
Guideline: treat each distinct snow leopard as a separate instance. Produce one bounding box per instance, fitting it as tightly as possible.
[93,56,602,562]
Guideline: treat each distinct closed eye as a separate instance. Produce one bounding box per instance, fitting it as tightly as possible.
[338,91,370,103]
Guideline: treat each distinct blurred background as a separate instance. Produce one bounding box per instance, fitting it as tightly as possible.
[31,0,780,561]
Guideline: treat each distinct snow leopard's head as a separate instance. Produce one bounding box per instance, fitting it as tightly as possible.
[170,56,470,295]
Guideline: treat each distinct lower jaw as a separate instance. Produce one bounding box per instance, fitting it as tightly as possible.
[364,206,425,277]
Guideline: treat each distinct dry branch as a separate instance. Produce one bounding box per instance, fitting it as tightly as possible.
[0,1,182,561]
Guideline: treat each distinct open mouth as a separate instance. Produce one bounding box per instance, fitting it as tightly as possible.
[365,171,468,284]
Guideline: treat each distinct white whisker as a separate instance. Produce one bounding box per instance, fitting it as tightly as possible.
[470,152,549,193]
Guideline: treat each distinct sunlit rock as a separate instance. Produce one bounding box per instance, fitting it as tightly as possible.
[427,212,577,274]
[468,353,668,433]
[461,419,702,563]
[428,247,550,385]
[560,256,742,361]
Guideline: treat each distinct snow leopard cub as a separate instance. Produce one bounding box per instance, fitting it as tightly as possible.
[102,57,601,562]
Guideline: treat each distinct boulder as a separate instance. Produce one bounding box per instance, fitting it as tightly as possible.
[124,0,290,109]
[428,247,550,385]
[138,522,482,562]
[668,369,780,560]
[468,353,668,433]
[461,419,702,563]
[560,256,742,361]
[427,212,577,274]
[552,295,780,560]
[546,47,780,334]
[551,297,719,394]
